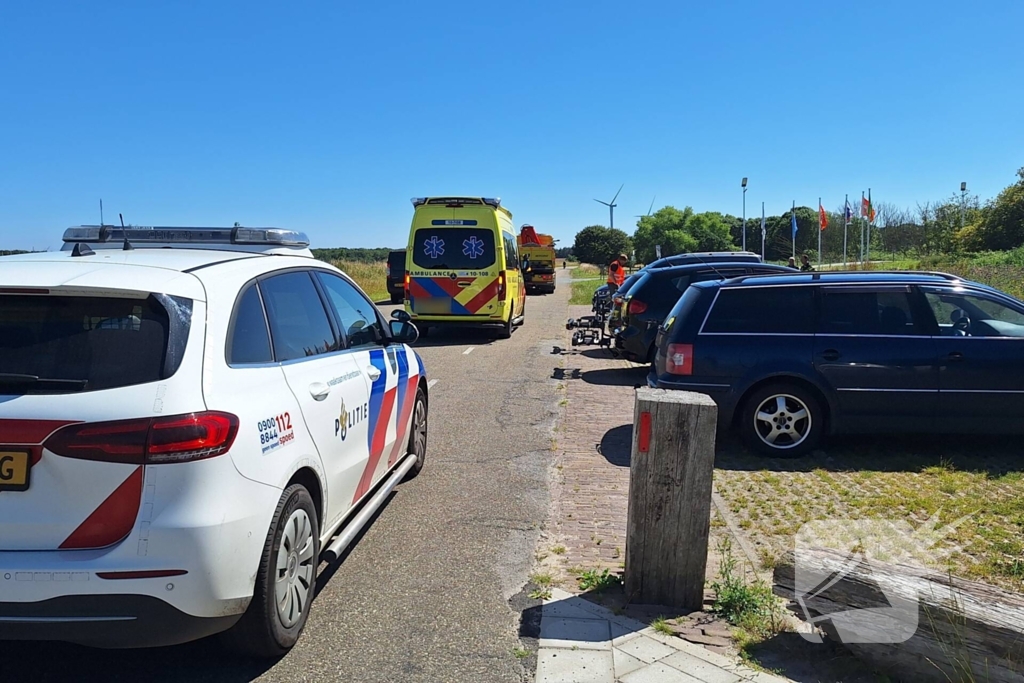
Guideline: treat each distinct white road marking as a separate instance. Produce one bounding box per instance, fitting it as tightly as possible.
[427,379,438,389]
[463,347,474,355]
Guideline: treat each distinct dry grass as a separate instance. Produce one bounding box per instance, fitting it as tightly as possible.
[714,435,1024,592]
[329,260,389,303]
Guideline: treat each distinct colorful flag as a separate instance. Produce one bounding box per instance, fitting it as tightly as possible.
[760,212,766,238]
[844,199,852,225]
[791,211,798,240]
[861,197,870,218]
[819,204,829,231]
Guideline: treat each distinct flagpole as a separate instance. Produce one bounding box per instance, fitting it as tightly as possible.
[817,196,822,269]
[792,200,796,261]
[760,202,765,260]
[843,194,849,268]
[867,187,872,263]
[860,191,866,265]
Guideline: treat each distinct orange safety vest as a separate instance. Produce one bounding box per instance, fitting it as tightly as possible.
[607,260,625,287]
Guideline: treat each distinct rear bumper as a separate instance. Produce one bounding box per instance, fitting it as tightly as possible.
[647,372,737,423]
[386,278,404,296]
[0,594,240,648]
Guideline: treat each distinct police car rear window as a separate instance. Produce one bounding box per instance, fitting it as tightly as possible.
[0,294,189,394]
[412,228,496,270]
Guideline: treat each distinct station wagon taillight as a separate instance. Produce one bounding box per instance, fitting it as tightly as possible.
[628,299,648,315]
[665,343,693,375]
[44,412,239,464]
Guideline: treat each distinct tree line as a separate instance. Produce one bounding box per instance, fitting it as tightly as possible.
[572,166,1024,264]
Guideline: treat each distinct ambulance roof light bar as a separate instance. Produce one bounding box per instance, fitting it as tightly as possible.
[410,197,501,208]
[61,226,310,248]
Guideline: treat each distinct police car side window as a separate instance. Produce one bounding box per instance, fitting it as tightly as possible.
[260,272,340,362]
[228,283,273,364]
[315,272,384,348]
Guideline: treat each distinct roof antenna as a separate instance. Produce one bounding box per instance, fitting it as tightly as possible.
[120,213,133,250]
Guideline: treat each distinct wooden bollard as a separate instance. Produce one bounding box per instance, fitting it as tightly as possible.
[624,388,717,610]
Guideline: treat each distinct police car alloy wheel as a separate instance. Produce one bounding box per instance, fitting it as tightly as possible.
[404,387,428,480]
[222,484,320,658]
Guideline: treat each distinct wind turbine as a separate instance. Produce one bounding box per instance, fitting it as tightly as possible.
[634,196,656,220]
[594,184,623,229]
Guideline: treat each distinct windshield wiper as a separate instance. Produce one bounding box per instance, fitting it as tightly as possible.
[0,373,89,391]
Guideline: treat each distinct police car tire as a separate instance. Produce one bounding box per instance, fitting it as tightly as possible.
[221,484,320,658]
[403,387,428,480]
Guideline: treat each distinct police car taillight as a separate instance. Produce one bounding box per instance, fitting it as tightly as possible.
[44,412,239,464]
[665,343,693,375]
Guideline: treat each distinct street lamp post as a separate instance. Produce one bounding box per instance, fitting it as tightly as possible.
[741,177,748,252]
[960,181,967,231]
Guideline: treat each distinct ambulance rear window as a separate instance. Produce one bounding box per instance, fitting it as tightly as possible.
[412,228,496,270]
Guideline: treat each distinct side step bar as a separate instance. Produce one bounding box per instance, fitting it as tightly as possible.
[321,453,418,564]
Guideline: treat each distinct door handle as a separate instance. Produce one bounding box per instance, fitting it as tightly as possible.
[365,366,381,381]
[948,351,965,362]
[821,349,841,362]
[309,382,331,401]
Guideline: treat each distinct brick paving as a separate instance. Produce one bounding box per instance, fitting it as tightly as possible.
[548,304,645,573]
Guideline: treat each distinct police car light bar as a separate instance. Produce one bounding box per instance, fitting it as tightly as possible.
[61,226,310,248]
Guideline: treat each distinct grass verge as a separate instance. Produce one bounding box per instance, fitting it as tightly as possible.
[329,259,389,303]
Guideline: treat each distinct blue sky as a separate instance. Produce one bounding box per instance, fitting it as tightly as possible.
[2,1,1021,251]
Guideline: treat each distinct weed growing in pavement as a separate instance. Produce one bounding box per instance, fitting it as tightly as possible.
[529,572,554,587]
[551,545,566,555]
[710,538,787,641]
[566,566,584,576]
[577,568,622,592]
[528,588,552,601]
[512,647,530,659]
[651,617,674,636]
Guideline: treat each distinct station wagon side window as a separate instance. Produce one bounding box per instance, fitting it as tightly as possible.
[819,286,926,336]
[315,272,385,348]
[922,287,1024,338]
[702,286,814,334]
[227,283,274,364]
[259,271,340,361]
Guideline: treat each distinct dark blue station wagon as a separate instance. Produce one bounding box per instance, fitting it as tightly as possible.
[649,271,1024,456]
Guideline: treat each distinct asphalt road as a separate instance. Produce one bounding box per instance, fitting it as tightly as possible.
[3,274,567,683]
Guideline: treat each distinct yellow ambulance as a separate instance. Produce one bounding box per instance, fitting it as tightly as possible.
[404,197,526,339]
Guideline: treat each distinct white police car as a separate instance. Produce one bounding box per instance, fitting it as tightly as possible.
[0,226,428,656]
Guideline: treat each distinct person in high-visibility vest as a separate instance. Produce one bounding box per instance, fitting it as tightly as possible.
[606,253,627,293]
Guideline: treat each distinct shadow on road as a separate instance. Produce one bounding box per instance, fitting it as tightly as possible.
[598,425,632,467]
[579,367,648,387]
[411,326,500,348]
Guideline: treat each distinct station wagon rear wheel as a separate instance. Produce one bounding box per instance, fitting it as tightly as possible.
[221,484,319,658]
[741,383,822,458]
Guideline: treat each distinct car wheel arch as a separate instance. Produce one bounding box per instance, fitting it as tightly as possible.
[286,467,324,536]
[734,375,834,434]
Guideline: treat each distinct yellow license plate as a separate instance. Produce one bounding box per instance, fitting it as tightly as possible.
[0,451,30,492]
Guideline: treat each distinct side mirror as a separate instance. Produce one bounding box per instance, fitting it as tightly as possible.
[391,309,411,323]
[389,320,419,344]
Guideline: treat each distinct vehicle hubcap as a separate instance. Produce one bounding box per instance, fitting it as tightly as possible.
[413,399,427,456]
[754,394,811,450]
[275,508,315,628]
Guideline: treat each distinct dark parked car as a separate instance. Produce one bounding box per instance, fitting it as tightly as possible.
[613,262,795,363]
[386,249,406,304]
[649,271,1024,457]
[593,251,763,309]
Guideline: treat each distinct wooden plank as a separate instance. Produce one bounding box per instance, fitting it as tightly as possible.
[775,547,1024,682]
[624,388,717,610]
